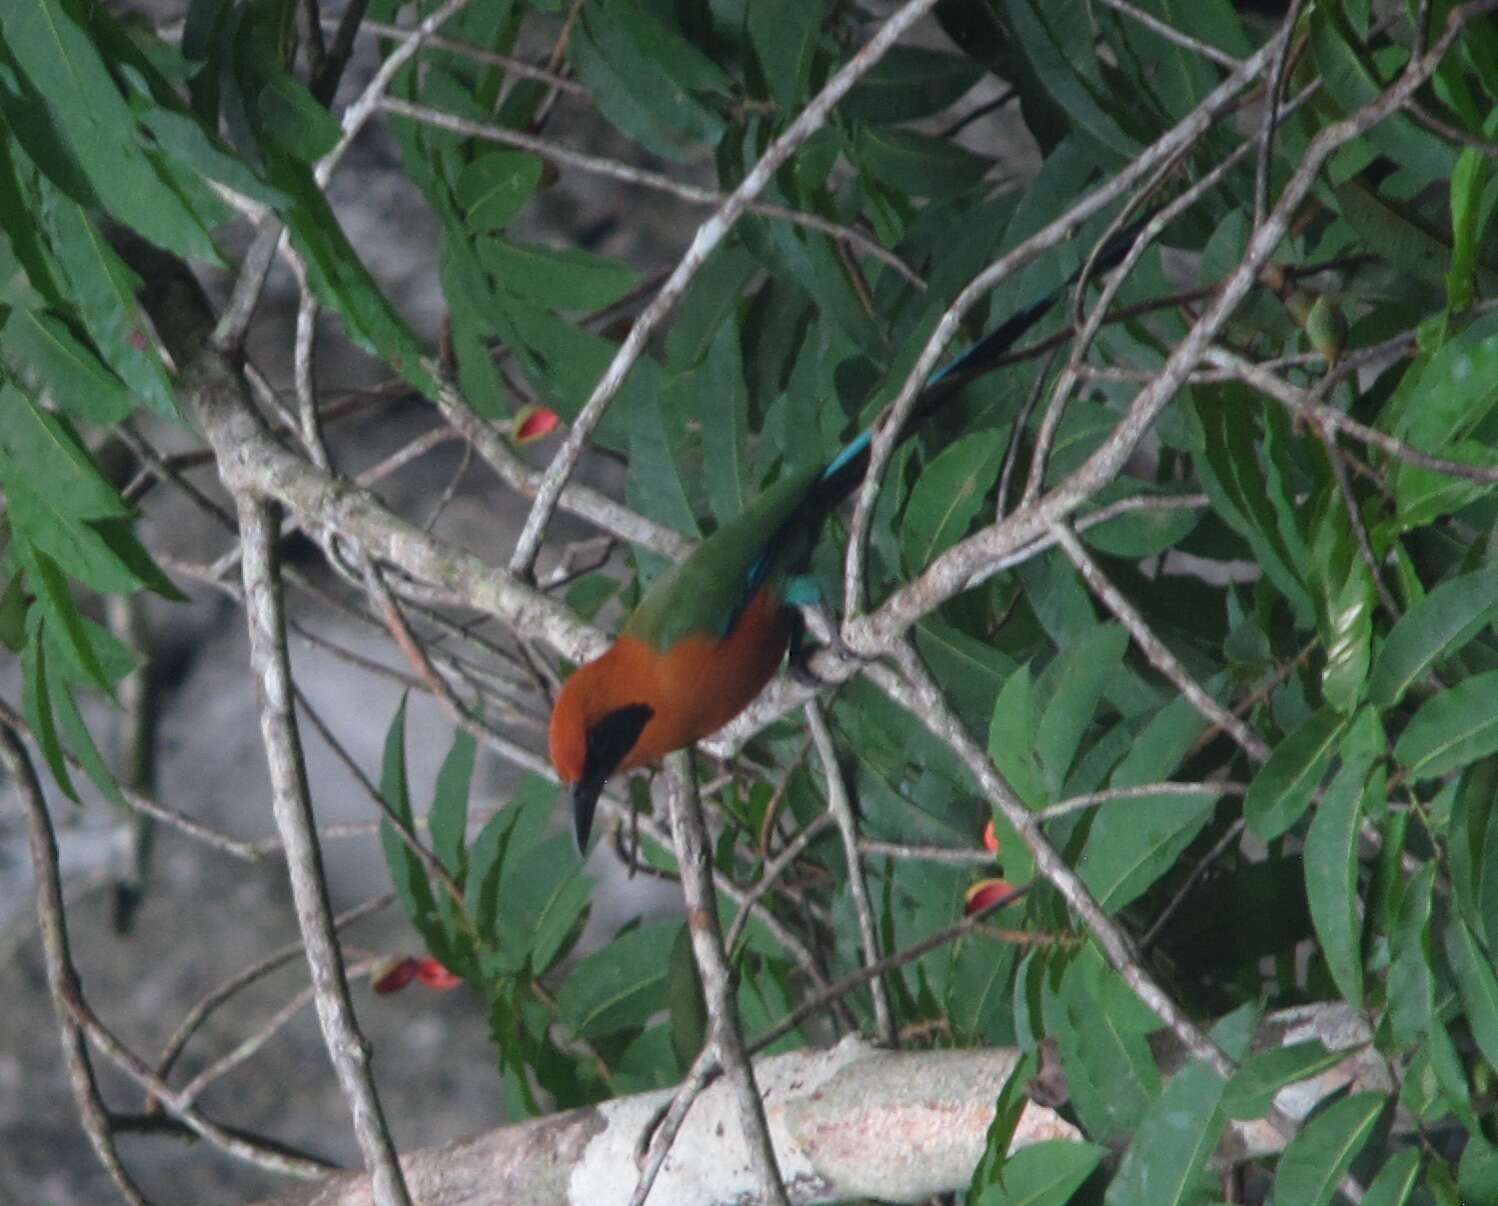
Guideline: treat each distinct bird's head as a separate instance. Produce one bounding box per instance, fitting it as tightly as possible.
[549,654,654,852]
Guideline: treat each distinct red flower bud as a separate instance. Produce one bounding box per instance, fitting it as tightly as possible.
[372,957,419,994]
[963,877,1018,917]
[513,404,560,444]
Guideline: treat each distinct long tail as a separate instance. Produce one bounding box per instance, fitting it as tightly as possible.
[808,208,1164,514]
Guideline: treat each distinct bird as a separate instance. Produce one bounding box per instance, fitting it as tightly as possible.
[549,216,1157,850]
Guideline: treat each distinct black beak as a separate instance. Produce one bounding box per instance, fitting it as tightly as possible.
[572,777,604,854]
[571,702,654,854]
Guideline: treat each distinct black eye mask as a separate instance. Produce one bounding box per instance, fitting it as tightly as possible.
[573,703,653,852]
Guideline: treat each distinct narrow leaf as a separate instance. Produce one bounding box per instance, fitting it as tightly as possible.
[37,192,178,417]
[971,1139,1106,1205]
[1369,563,1498,707]
[1223,1041,1348,1120]
[901,430,1006,573]
[22,618,77,801]
[1304,724,1377,1007]
[556,919,676,1037]
[1394,670,1498,778]
[1105,1060,1226,1206]
[1,308,134,422]
[1362,1149,1421,1206]
[1245,708,1348,840]
[1271,1092,1384,1206]
[429,726,476,879]
[1444,916,1498,1078]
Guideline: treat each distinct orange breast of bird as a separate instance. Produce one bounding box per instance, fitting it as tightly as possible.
[549,584,793,785]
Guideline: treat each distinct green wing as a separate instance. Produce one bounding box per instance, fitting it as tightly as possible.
[623,462,823,652]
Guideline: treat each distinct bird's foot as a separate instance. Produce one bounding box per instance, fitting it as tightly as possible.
[787,606,866,688]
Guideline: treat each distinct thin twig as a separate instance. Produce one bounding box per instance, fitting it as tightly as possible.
[2,726,147,1205]
[662,751,789,1205]
[1096,0,1243,69]
[316,0,474,187]
[153,895,393,1101]
[237,496,412,1205]
[1034,780,1245,822]
[1051,523,1272,762]
[806,700,894,1045]
[378,99,924,289]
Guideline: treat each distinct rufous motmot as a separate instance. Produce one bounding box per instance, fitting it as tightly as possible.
[549,216,1156,848]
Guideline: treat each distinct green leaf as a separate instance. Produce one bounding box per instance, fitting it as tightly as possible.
[626,388,700,541]
[1443,915,1498,1078]
[1,308,134,422]
[697,322,749,527]
[455,151,543,233]
[1394,670,1498,779]
[1362,1149,1420,1206]
[1334,180,1467,293]
[379,696,442,956]
[136,102,290,208]
[557,919,677,1038]
[840,47,983,124]
[1387,861,1437,1049]
[429,726,475,879]
[1304,717,1379,1007]
[35,191,178,417]
[1309,502,1373,716]
[1448,146,1493,312]
[1049,948,1160,1142]
[915,616,1015,738]
[1391,315,1498,454]
[484,237,640,312]
[255,68,341,161]
[1191,392,1313,620]
[528,867,590,976]
[21,618,77,801]
[666,244,756,370]
[1080,484,1202,558]
[1271,1092,1384,1206]
[1104,1059,1226,1206]
[0,385,128,519]
[1369,563,1498,707]
[497,828,586,974]
[1034,624,1128,795]
[570,0,726,162]
[1460,1136,1498,1205]
[988,667,1040,883]
[1080,787,1221,913]
[853,126,993,198]
[1448,762,1498,950]
[17,542,109,689]
[746,0,819,109]
[5,477,147,594]
[901,430,1006,573]
[47,664,126,809]
[1245,707,1348,841]
[1223,1041,1349,1121]
[667,922,706,1069]
[1311,8,1456,185]
[0,0,221,264]
[968,1049,1038,1196]
[970,1139,1106,1205]
[1005,0,1140,160]
[269,159,438,400]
